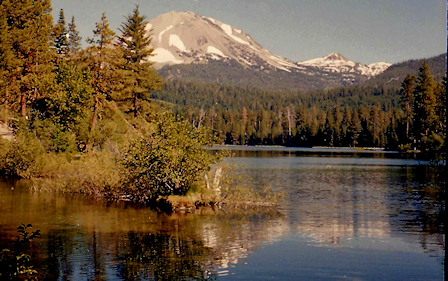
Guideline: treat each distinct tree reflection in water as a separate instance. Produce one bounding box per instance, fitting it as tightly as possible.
[115,232,217,280]
[11,206,283,280]
[0,154,445,280]
[388,165,445,256]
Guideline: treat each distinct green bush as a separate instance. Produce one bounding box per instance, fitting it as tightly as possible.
[0,133,45,178]
[0,224,40,281]
[31,119,77,153]
[121,112,220,201]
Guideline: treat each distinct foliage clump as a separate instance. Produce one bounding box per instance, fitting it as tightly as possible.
[398,62,446,157]
[0,132,45,178]
[0,224,40,281]
[122,112,219,201]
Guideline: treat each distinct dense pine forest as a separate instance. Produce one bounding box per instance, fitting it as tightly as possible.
[154,63,446,155]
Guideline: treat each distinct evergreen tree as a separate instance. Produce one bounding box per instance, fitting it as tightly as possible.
[68,16,82,55]
[0,0,55,118]
[412,61,437,150]
[85,13,123,138]
[240,106,248,144]
[118,6,162,117]
[349,110,361,147]
[0,5,14,105]
[341,106,352,144]
[434,77,446,133]
[54,9,69,55]
[399,74,415,141]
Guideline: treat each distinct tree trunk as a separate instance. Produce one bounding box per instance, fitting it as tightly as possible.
[134,91,138,118]
[406,120,409,139]
[90,98,99,134]
[87,98,99,152]
[20,93,27,118]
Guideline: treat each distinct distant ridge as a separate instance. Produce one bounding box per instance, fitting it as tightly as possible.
[143,11,444,91]
[362,53,446,88]
[299,52,391,76]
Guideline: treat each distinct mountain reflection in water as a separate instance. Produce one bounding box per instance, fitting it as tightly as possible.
[0,149,444,280]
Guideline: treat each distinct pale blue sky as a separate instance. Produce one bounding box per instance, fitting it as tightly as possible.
[52,0,446,64]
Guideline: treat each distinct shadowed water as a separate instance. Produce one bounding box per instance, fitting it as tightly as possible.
[0,148,445,280]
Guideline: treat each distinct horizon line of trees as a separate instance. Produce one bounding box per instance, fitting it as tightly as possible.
[155,63,446,155]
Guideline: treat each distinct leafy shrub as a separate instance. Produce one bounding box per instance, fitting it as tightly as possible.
[31,119,77,153]
[0,133,45,178]
[121,112,220,201]
[0,224,40,281]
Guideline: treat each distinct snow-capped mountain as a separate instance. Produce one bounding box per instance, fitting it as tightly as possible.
[147,11,390,77]
[147,11,301,72]
[298,52,391,77]
[144,11,392,90]
[366,62,393,76]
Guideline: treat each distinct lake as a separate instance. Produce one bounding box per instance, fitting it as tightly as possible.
[0,147,445,280]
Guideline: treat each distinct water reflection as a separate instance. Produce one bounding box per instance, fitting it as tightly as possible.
[228,154,444,257]
[0,181,287,280]
[0,151,444,280]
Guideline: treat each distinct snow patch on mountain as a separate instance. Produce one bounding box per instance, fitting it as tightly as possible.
[152,48,183,64]
[269,55,296,68]
[238,56,253,66]
[169,34,187,52]
[207,46,226,57]
[220,23,250,45]
[205,16,217,25]
[367,62,392,76]
[158,25,173,42]
[275,65,291,72]
[146,11,390,77]
[299,52,391,76]
[248,45,259,52]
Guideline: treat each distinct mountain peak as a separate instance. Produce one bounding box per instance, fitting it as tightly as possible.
[324,52,349,61]
[299,52,390,77]
[147,11,298,71]
[145,11,390,78]
[151,10,199,25]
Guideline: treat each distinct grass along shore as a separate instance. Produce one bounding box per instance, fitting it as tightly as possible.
[0,109,282,212]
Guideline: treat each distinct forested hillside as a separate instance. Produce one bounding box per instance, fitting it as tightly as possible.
[158,52,445,91]
[363,53,446,88]
[158,60,358,91]
[154,60,446,153]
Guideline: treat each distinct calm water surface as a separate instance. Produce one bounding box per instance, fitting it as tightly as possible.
[0,148,445,280]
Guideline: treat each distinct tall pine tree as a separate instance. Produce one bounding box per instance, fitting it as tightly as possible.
[412,61,437,151]
[118,6,162,117]
[68,16,82,55]
[399,74,415,141]
[0,5,14,105]
[0,0,55,118]
[84,12,123,137]
[54,9,69,55]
